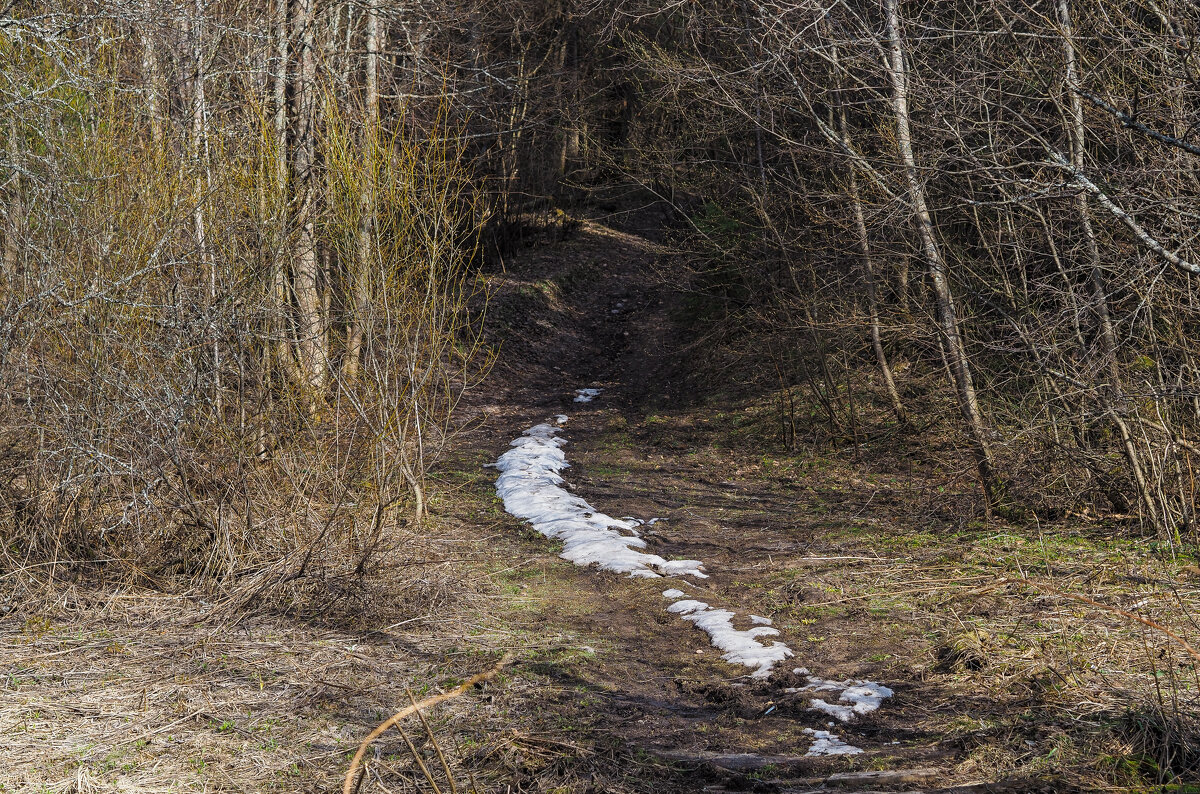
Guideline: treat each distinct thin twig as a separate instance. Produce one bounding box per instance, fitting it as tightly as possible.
[1000,577,1200,663]
[410,687,458,794]
[342,653,514,794]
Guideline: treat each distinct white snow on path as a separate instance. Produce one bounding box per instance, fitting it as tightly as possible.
[493,413,795,678]
[786,676,894,722]
[493,393,891,711]
[666,597,793,678]
[803,728,863,756]
[494,422,705,579]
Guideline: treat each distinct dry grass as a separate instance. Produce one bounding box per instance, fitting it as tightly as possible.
[0,519,523,793]
[651,382,1200,790]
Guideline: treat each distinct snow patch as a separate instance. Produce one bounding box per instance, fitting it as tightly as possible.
[494,423,705,580]
[574,388,602,403]
[493,417,831,682]
[667,599,793,678]
[803,728,862,756]
[787,677,894,722]
[555,414,569,425]
[659,559,707,577]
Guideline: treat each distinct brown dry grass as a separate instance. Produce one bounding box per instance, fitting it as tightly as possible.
[0,519,520,793]
[608,379,1200,791]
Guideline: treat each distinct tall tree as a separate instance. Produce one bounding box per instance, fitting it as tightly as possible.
[343,0,380,381]
[291,0,328,400]
[884,0,997,504]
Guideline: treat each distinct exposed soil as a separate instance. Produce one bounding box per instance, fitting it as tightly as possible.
[4,204,1197,793]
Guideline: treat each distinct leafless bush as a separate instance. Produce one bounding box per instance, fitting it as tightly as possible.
[0,10,488,597]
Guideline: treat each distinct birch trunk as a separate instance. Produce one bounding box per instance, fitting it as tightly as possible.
[342,0,379,381]
[558,25,580,176]
[139,11,164,147]
[1057,0,1157,520]
[850,168,907,427]
[3,125,20,281]
[885,0,997,504]
[291,0,328,400]
[271,0,302,388]
[191,0,220,411]
[829,38,907,427]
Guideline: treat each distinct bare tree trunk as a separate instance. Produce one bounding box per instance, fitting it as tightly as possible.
[885,0,998,505]
[829,38,907,428]
[1057,0,1156,521]
[3,125,20,280]
[558,24,580,176]
[291,0,328,400]
[849,169,906,427]
[139,6,164,147]
[271,0,301,388]
[191,0,220,412]
[342,0,379,382]
[895,258,910,318]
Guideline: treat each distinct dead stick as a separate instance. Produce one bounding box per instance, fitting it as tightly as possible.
[395,721,442,794]
[342,653,514,794]
[1003,578,1200,663]
[410,688,459,794]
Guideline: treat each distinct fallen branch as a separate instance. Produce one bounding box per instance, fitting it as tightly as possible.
[999,577,1200,663]
[342,652,515,794]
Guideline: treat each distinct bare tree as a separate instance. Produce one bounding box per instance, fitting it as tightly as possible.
[883,0,996,503]
[343,0,380,382]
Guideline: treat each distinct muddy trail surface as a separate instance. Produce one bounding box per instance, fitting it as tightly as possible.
[450,209,1057,794]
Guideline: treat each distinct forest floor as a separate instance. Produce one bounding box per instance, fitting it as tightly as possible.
[3,205,1199,793]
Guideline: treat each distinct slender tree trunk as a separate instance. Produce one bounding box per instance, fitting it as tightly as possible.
[558,24,580,176]
[3,125,21,280]
[849,169,907,427]
[885,0,998,505]
[895,257,910,318]
[271,0,301,388]
[828,39,907,428]
[191,0,220,412]
[291,0,328,400]
[139,8,164,147]
[343,0,379,381]
[1058,0,1156,521]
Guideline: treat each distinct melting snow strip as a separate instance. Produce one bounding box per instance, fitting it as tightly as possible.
[803,728,863,756]
[667,599,793,678]
[493,418,796,678]
[574,388,602,402]
[495,415,895,704]
[786,676,894,722]
[494,422,704,579]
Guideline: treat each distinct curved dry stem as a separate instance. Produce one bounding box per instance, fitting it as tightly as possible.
[342,652,514,794]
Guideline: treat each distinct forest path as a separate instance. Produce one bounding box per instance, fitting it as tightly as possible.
[451,207,1033,793]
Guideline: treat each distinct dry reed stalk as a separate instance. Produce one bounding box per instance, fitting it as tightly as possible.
[342,652,514,794]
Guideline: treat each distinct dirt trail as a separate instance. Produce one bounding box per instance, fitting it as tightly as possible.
[0,208,1153,793]
[464,208,1044,793]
